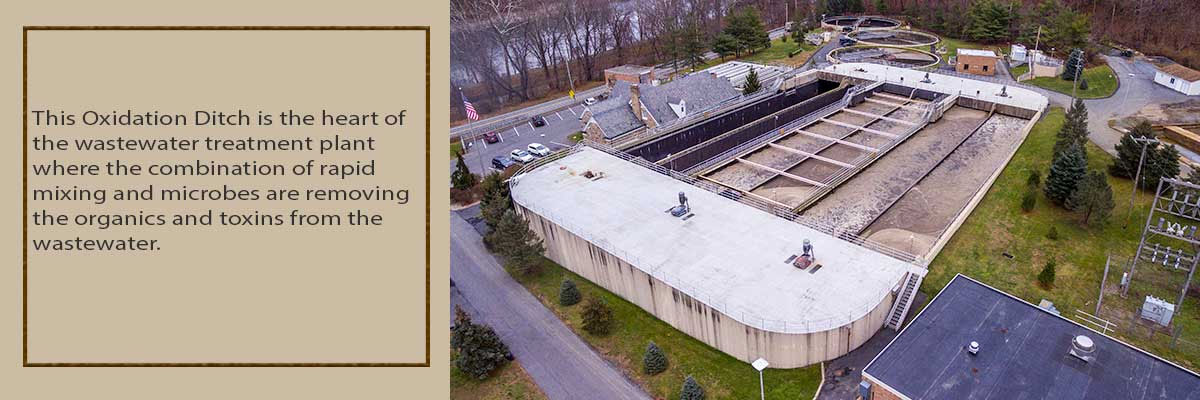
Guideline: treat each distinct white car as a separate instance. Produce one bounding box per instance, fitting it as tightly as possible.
[527,143,551,156]
[510,149,535,163]
[584,97,597,106]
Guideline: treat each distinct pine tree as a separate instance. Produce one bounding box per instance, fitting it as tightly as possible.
[1021,190,1037,212]
[451,306,511,380]
[711,33,739,60]
[580,297,614,336]
[642,341,669,375]
[1038,259,1057,288]
[1062,48,1084,81]
[1067,170,1114,225]
[558,279,581,306]
[875,0,889,14]
[743,68,762,94]
[680,19,707,71]
[451,150,477,190]
[1143,142,1182,191]
[965,0,1014,43]
[1110,121,1154,178]
[491,210,545,276]
[680,375,706,400]
[479,172,512,230]
[1053,98,1089,157]
[723,7,769,55]
[1045,143,1087,206]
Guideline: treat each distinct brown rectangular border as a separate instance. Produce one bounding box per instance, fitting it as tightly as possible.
[22,26,431,367]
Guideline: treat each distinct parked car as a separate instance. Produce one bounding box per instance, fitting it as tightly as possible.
[530,115,547,127]
[483,131,500,144]
[584,97,597,106]
[510,149,535,163]
[527,143,551,156]
[491,156,515,170]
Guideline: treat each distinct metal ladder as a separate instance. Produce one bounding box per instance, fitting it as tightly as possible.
[885,272,923,330]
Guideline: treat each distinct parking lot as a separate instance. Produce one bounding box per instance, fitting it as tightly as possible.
[450,103,587,175]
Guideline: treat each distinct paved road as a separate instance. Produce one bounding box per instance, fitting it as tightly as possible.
[450,86,605,138]
[450,211,651,400]
[1081,55,1191,154]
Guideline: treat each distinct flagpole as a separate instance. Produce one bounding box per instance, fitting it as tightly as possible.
[461,87,485,173]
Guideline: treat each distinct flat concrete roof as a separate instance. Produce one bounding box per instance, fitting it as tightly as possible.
[511,147,916,334]
[958,48,998,58]
[865,274,1200,399]
[825,63,1048,111]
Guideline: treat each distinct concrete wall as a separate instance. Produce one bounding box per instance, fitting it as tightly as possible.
[516,203,896,369]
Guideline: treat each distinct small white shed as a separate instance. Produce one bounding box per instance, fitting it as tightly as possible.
[1154,63,1200,96]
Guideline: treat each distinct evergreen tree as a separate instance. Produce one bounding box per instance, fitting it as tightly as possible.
[451,307,511,380]
[1062,48,1084,81]
[1110,121,1154,178]
[874,0,889,14]
[490,210,545,276]
[711,33,739,60]
[1079,78,1089,91]
[848,0,865,13]
[451,150,477,190]
[1021,190,1037,212]
[1143,143,1182,191]
[790,10,811,44]
[642,341,669,375]
[580,297,615,336]
[1046,226,1059,240]
[680,375,706,400]
[743,68,762,94]
[1045,142,1087,206]
[723,7,769,55]
[680,19,707,71]
[558,279,581,306]
[1038,259,1057,288]
[479,172,512,230]
[1028,169,1042,187]
[1067,170,1114,225]
[1053,98,1089,157]
[965,0,1014,43]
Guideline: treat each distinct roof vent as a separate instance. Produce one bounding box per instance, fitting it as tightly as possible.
[968,341,980,355]
[1069,335,1096,362]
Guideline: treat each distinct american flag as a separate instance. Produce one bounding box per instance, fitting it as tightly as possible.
[462,92,479,121]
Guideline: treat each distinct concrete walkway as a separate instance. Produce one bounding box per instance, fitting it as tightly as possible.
[450,211,651,400]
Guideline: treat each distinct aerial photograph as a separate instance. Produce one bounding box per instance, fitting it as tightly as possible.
[448,0,1200,398]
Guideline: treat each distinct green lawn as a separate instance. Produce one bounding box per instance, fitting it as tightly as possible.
[451,140,464,157]
[924,107,1200,370]
[939,37,1006,60]
[510,258,822,399]
[1024,64,1119,99]
[694,36,818,72]
[1010,63,1029,80]
[568,131,584,144]
[451,357,547,400]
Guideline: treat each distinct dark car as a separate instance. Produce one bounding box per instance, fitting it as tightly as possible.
[531,115,546,127]
[491,156,516,170]
[483,131,500,144]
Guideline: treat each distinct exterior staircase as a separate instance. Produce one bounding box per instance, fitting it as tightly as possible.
[885,272,923,330]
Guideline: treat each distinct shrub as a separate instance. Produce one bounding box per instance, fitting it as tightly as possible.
[1021,190,1037,212]
[1028,169,1041,187]
[451,307,511,380]
[559,279,582,306]
[680,375,705,400]
[643,341,669,375]
[1038,259,1057,288]
[580,297,615,336]
[1079,78,1089,90]
[1046,226,1059,240]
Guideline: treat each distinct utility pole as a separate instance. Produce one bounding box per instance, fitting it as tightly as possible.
[1125,136,1160,228]
[1071,49,1084,99]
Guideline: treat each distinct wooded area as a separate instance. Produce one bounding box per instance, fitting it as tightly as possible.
[450,0,1199,119]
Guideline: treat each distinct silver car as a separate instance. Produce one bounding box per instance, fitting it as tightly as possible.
[527,143,551,157]
[510,149,535,163]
